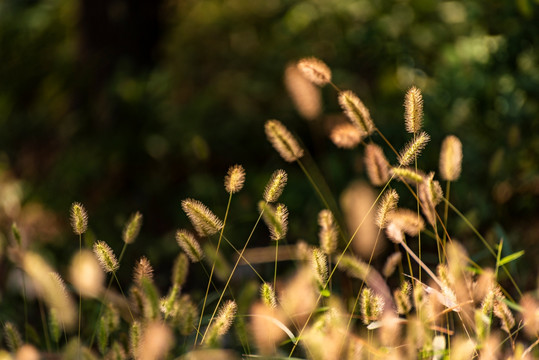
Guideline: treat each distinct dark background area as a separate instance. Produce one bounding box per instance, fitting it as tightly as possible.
[0,0,538,323]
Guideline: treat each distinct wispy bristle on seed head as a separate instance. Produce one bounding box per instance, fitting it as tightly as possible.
[204,300,237,347]
[260,282,277,308]
[329,122,364,149]
[224,164,246,194]
[297,57,332,86]
[338,90,375,135]
[382,252,402,278]
[93,240,119,273]
[375,189,399,228]
[360,288,384,325]
[439,135,463,181]
[172,253,189,288]
[134,256,154,286]
[364,144,390,186]
[260,202,289,241]
[123,211,143,244]
[181,199,223,237]
[263,169,288,203]
[175,229,204,262]
[387,209,425,237]
[404,86,423,134]
[391,167,425,185]
[70,202,88,235]
[311,248,328,287]
[284,63,322,120]
[318,209,338,255]
[398,131,430,166]
[265,119,304,162]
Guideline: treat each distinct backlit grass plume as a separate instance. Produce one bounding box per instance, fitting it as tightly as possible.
[404,86,423,133]
[260,282,277,308]
[134,256,154,285]
[387,209,425,237]
[70,202,88,235]
[175,229,204,262]
[391,167,425,184]
[263,169,287,203]
[260,202,289,241]
[398,131,430,166]
[364,143,390,186]
[297,57,332,86]
[181,198,223,237]
[93,240,119,273]
[203,300,237,347]
[330,122,364,149]
[284,63,322,120]
[311,247,328,288]
[265,119,304,162]
[224,164,246,194]
[123,211,143,244]
[439,135,463,181]
[360,288,384,325]
[339,90,375,135]
[375,189,399,229]
[318,209,338,255]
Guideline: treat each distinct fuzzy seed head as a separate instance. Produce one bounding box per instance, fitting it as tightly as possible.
[318,209,338,255]
[330,122,364,149]
[398,131,430,166]
[70,249,104,298]
[418,177,437,227]
[284,63,322,120]
[265,119,304,162]
[297,57,332,86]
[360,288,385,325]
[123,211,143,244]
[493,299,515,334]
[337,254,370,280]
[311,248,328,287]
[260,202,289,241]
[375,189,399,228]
[394,281,412,315]
[339,90,375,135]
[263,169,288,203]
[382,252,402,278]
[391,167,425,185]
[134,256,154,286]
[204,300,237,346]
[387,209,425,237]
[364,144,390,186]
[181,198,223,237]
[70,202,88,235]
[3,322,22,352]
[260,282,277,308]
[385,222,404,244]
[175,229,204,262]
[129,321,141,359]
[439,135,462,181]
[404,86,423,133]
[224,164,246,194]
[172,253,189,288]
[93,240,119,273]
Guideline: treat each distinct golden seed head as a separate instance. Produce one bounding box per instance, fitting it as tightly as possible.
[387,209,425,237]
[398,131,430,166]
[360,288,385,325]
[364,143,390,186]
[260,202,289,241]
[382,251,402,278]
[284,63,322,120]
[260,282,277,308]
[175,229,204,262]
[172,253,189,288]
[318,209,338,255]
[329,122,364,149]
[263,169,288,203]
[375,189,399,229]
[297,57,332,86]
[134,256,154,285]
[337,254,370,280]
[338,90,375,135]
[493,298,515,334]
[123,212,143,244]
[204,300,237,346]
[439,135,463,181]
[394,281,412,315]
[70,202,88,235]
[181,198,223,237]
[93,240,119,273]
[404,86,423,133]
[265,119,304,163]
[385,222,404,244]
[311,247,328,287]
[224,164,246,194]
[391,167,425,185]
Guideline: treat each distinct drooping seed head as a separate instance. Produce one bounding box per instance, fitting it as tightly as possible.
[385,222,404,244]
[123,212,143,244]
[439,135,462,181]
[93,240,119,273]
[70,202,88,235]
[382,252,402,278]
[265,119,304,162]
[493,298,515,334]
[338,90,375,135]
[263,169,288,203]
[391,167,425,185]
[133,256,154,286]
[175,229,204,262]
[297,57,332,86]
[260,282,277,309]
[398,131,430,166]
[318,209,338,255]
[224,164,246,194]
[375,189,399,229]
[330,122,364,149]
[387,209,425,237]
[360,288,385,325]
[364,144,390,186]
[404,86,423,134]
[181,198,223,237]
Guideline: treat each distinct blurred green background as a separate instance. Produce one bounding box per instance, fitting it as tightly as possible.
[0,0,538,320]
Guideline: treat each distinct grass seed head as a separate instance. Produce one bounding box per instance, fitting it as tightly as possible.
[172,253,189,288]
[360,288,385,325]
[260,282,277,308]
[391,167,425,185]
[284,63,322,120]
[337,254,370,280]
[318,209,338,255]
[139,321,173,360]
[93,240,119,273]
[398,131,430,166]
[263,169,287,203]
[3,322,22,352]
[123,211,143,244]
[181,199,223,237]
[330,122,364,149]
[224,164,246,194]
[265,119,304,162]
[297,57,332,86]
[175,229,204,262]
[70,249,104,298]
[70,202,88,235]
[364,143,390,186]
[311,248,328,288]
[375,189,399,229]
[387,209,425,237]
[204,300,237,347]
[338,90,375,135]
[134,256,154,286]
[404,86,424,133]
[439,135,463,181]
[383,251,402,278]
